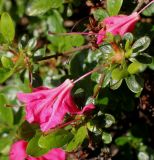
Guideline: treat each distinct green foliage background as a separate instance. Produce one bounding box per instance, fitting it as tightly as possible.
[0,0,154,159]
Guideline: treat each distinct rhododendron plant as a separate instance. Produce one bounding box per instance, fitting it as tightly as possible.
[0,0,154,159]
[10,140,66,160]
[17,78,95,132]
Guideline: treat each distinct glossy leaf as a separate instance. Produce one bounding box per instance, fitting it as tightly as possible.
[112,67,128,81]
[102,132,112,144]
[132,36,150,54]
[125,75,143,93]
[104,114,115,128]
[107,0,123,16]
[27,0,63,16]
[127,61,146,74]
[93,8,109,21]
[110,79,123,90]
[66,126,88,152]
[26,132,49,157]
[143,3,154,16]
[38,129,73,150]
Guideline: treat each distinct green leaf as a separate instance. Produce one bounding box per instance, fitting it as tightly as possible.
[0,137,12,152]
[127,61,146,74]
[142,3,154,16]
[47,10,65,33]
[66,126,88,152]
[0,94,13,126]
[26,132,49,157]
[125,75,144,93]
[102,70,112,88]
[100,44,113,54]
[27,0,63,16]
[0,12,15,42]
[93,8,109,21]
[132,36,151,54]
[0,53,24,83]
[38,129,73,150]
[91,72,102,83]
[110,79,123,90]
[107,0,123,16]
[135,53,152,64]
[123,32,134,44]
[26,38,37,50]
[104,114,115,128]
[148,57,154,70]
[112,67,128,81]
[115,136,130,146]
[69,35,85,47]
[138,152,149,160]
[102,132,112,144]
[1,56,14,69]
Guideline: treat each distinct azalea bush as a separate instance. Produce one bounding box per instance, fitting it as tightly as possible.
[0,0,154,159]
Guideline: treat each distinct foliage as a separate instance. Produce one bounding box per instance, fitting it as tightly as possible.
[0,0,154,159]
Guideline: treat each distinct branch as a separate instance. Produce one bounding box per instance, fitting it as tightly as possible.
[36,44,91,62]
[133,0,145,12]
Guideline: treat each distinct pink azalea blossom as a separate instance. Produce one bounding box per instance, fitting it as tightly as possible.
[9,140,66,160]
[17,79,95,132]
[97,12,140,44]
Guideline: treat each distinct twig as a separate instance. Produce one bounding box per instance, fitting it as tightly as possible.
[36,44,91,62]
[133,0,145,12]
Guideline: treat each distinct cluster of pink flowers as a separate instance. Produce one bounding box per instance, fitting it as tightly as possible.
[10,140,66,160]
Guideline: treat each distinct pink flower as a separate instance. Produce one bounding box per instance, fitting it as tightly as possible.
[97,12,140,44]
[17,79,95,132]
[9,140,66,160]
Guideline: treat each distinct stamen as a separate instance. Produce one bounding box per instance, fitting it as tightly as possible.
[137,0,154,15]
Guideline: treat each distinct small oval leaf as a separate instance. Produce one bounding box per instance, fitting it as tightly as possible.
[132,36,150,53]
[0,12,15,42]
[125,75,144,93]
[107,0,123,16]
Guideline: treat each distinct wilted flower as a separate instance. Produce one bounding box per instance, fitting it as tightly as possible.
[97,12,140,44]
[9,140,66,160]
[17,79,95,132]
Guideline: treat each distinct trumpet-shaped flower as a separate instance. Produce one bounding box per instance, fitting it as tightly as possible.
[9,140,66,160]
[17,79,95,132]
[97,12,140,44]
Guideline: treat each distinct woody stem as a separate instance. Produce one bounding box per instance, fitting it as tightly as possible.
[36,44,91,61]
[133,0,144,12]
